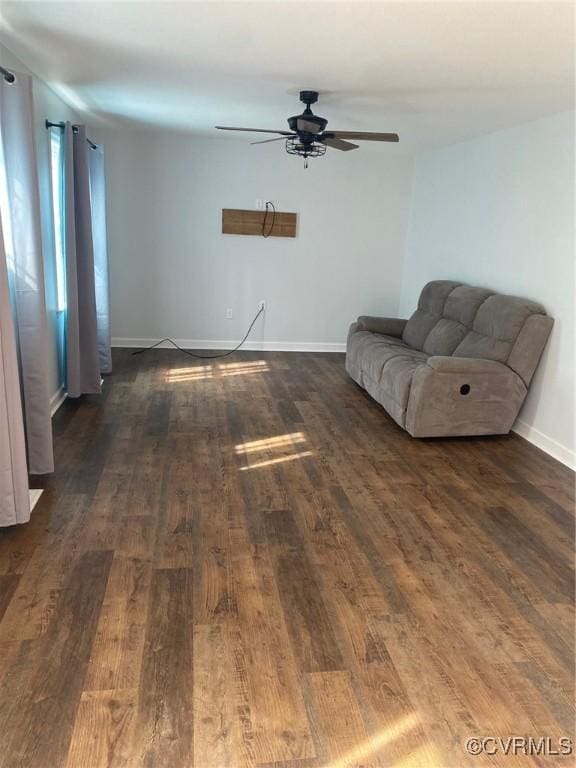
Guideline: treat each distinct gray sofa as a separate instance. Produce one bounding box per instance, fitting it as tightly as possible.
[346,280,553,437]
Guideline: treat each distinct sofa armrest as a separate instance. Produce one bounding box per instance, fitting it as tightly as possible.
[405,355,527,438]
[357,316,407,337]
[427,356,513,375]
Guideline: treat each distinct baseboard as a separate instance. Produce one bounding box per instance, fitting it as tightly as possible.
[50,386,67,416]
[513,418,575,470]
[29,488,43,510]
[112,338,347,353]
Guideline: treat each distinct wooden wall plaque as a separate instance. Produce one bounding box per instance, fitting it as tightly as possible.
[222,208,297,238]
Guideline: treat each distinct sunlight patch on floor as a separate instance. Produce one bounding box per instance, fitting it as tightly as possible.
[219,367,269,378]
[235,431,312,471]
[239,451,314,471]
[165,365,213,382]
[165,360,269,382]
[327,714,420,768]
[219,360,269,373]
[235,432,306,454]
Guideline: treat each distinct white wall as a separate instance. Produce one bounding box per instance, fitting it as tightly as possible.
[401,111,575,467]
[0,44,82,405]
[97,128,414,351]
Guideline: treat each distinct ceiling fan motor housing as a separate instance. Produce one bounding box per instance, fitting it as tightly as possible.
[287,112,328,134]
[299,90,319,105]
[287,89,328,136]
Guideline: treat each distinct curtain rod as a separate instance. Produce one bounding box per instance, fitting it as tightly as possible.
[0,69,98,150]
[45,119,98,150]
[0,65,16,83]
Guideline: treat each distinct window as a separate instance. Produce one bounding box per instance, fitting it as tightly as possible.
[49,128,66,311]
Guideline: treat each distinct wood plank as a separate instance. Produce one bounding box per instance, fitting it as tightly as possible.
[0,495,92,643]
[0,574,19,623]
[131,567,194,768]
[264,509,344,673]
[193,623,248,767]
[308,670,376,766]
[0,550,113,768]
[155,457,195,569]
[83,555,151,692]
[229,524,316,764]
[222,208,297,237]
[65,689,137,768]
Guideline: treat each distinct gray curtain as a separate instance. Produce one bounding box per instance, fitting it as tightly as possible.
[0,213,31,526]
[89,144,112,374]
[63,123,101,397]
[0,71,54,474]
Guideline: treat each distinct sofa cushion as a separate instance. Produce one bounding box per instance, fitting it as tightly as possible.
[347,330,409,372]
[443,285,492,325]
[347,330,428,426]
[418,280,462,315]
[361,352,427,428]
[380,355,427,411]
[401,309,438,351]
[422,318,468,356]
[364,345,427,386]
[402,280,460,349]
[472,294,545,341]
[453,294,546,363]
[453,330,511,363]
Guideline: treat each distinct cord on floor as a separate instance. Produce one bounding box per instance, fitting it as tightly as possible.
[131,306,265,360]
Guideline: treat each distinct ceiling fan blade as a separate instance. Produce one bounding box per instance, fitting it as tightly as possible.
[215,126,293,135]
[321,137,359,152]
[251,136,293,145]
[297,118,322,134]
[328,131,399,142]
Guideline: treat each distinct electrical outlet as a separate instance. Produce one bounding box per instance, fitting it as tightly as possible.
[258,300,266,312]
[226,308,233,319]
[255,199,264,210]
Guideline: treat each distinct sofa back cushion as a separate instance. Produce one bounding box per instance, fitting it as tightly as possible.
[422,285,493,356]
[453,294,543,362]
[402,280,552,384]
[402,281,460,350]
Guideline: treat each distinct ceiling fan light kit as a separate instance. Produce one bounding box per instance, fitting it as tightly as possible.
[215,90,399,167]
[285,136,326,161]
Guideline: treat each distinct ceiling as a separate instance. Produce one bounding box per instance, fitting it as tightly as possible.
[1,1,574,152]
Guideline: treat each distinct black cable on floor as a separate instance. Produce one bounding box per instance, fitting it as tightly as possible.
[131,306,264,360]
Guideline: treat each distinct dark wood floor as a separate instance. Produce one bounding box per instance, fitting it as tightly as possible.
[0,349,574,768]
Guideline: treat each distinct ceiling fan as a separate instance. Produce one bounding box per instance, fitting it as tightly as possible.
[215,90,399,166]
